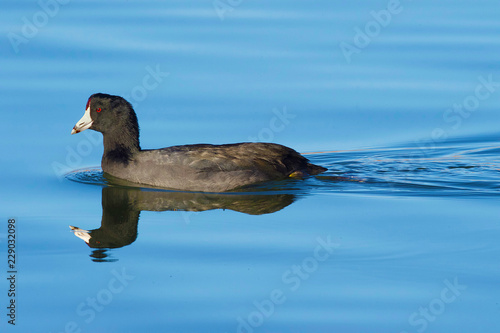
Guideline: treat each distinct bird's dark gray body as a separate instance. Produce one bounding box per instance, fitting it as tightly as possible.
[72,93,327,192]
[103,142,326,192]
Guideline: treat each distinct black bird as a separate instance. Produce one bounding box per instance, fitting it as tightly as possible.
[71,93,327,192]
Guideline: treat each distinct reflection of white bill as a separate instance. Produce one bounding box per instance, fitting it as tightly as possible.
[69,226,91,244]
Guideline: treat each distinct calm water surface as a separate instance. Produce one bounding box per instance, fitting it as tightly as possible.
[1,1,500,332]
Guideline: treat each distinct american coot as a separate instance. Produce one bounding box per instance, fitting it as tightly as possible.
[71,93,327,192]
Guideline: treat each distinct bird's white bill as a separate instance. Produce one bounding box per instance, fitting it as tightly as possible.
[71,106,93,134]
[69,225,91,244]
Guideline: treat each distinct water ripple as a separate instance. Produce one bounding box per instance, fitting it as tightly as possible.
[66,139,500,198]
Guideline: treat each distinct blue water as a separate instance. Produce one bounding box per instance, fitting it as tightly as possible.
[2,0,500,332]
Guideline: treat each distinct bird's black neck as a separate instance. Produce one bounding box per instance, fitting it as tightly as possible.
[102,127,141,165]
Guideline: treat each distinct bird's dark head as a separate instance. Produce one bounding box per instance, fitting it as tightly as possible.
[71,93,138,137]
[71,93,140,154]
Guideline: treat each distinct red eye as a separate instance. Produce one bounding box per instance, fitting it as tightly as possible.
[96,108,102,113]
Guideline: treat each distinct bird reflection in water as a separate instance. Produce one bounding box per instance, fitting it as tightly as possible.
[70,186,297,262]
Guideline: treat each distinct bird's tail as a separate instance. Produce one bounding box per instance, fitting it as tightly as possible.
[306,163,327,175]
